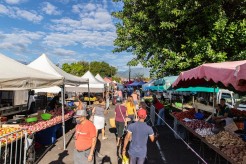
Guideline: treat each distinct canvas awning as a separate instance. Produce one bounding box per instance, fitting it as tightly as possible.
[176,87,219,93]
[66,71,105,93]
[172,60,246,91]
[28,54,88,86]
[0,53,63,90]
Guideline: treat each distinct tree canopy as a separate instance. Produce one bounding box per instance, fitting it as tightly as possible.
[62,61,117,77]
[112,0,246,77]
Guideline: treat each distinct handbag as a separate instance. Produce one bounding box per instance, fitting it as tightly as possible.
[109,117,116,128]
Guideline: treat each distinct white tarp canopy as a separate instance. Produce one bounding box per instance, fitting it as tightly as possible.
[66,71,105,93]
[28,54,89,93]
[28,54,89,150]
[95,74,106,84]
[0,53,63,90]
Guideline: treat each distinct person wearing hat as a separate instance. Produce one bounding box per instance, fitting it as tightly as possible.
[122,109,156,164]
[73,110,97,164]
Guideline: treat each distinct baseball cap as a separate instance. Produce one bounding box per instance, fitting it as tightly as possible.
[73,110,88,118]
[137,109,147,119]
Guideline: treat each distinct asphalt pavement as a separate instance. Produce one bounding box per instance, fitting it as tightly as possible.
[35,104,228,164]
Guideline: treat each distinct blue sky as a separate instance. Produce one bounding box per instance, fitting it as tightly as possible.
[0,0,135,71]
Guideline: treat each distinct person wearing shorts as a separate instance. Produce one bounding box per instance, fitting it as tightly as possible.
[115,98,127,156]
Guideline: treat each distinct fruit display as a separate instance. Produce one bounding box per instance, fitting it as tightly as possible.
[205,131,246,164]
[20,111,74,133]
[0,127,24,146]
[172,108,196,121]
[230,108,246,117]
[184,120,214,130]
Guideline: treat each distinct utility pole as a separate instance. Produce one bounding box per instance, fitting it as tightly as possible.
[129,65,131,82]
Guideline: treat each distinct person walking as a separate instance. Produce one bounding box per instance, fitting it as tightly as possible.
[73,110,97,164]
[92,97,108,140]
[153,95,165,126]
[131,90,139,108]
[122,109,156,164]
[105,90,110,110]
[75,95,87,111]
[115,99,127,157]
[126,96,137,124]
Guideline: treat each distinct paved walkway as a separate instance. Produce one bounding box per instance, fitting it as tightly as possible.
[37,105,119,164]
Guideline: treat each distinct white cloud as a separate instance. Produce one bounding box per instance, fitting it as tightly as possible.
[43,33,77,47]
[0,4,9,13]
[42,2,61,15]
[0,30,44,53]
[0,4,43,23]
[4,0,27,4]
[45,3,116,48]
[53,48,76,56]
[42,29,116,48]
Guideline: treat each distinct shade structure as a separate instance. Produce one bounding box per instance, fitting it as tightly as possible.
[176,87,219,93]
[235,63,246,86]
[128,80,143,87]
[66,71,105,93]
[0,53,63,90]
[95,74,106,84]
[28,54,89,151]
[142,79,156,91]
[149,85,164,91]
[28,54,88,86]
[172,60,246,91]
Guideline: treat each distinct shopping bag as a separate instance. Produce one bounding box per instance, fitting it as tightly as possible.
[122,155,129,164]
[109,117,116,128]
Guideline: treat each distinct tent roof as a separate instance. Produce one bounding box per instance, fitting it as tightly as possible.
[28,54,88,85]
[104,77,112,83]
[0,53,63,90]
[82,71,105,85]
[176,87,219,93]
[95,74,106,84]
[173,60,246,91]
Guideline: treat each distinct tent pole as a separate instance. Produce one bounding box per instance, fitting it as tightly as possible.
[61,85,66,150]
[88,82,91,105]
[213,87,216,114]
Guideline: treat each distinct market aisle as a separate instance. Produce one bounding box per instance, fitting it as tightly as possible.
[37,105,118,164]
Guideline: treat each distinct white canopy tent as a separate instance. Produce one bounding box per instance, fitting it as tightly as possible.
[28,54,88,86]
[66,71,105,93]
[28,54,88,150]
[95,74,106,83]
[0,53,63,90]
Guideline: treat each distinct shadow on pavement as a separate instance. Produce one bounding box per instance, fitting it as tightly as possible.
[101,155,112,164]
[49,150,68,164]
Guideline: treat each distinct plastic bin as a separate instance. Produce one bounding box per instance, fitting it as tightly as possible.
[35,125,59,145]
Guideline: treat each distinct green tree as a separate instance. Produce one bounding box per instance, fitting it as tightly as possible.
[62,61,117,77]
[112,0,246,77]
[90,61,117,77]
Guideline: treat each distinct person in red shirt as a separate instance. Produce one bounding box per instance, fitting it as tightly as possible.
[74,110,97,164]
[153,95,165,125]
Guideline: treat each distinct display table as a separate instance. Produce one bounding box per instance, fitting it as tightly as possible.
[170,113,244,164]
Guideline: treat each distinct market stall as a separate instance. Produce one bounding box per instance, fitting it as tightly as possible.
[171,109,246,164]
[28,53,89,150]
[0,53,64,164]
[66,71,105,93]
[171,60,246,164]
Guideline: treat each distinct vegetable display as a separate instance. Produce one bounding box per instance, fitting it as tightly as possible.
[205,131,246,164]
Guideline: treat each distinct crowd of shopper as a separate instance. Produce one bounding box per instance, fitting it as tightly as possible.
[73,88,164,164]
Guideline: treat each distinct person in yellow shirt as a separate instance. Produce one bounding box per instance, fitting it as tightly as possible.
[126,96,137,123]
